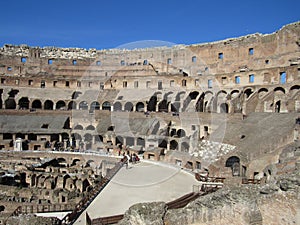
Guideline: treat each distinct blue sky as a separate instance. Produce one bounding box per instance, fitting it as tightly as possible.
[0,0,299,49]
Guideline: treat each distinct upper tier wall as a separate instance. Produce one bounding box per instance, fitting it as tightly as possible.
[0,22,299,77]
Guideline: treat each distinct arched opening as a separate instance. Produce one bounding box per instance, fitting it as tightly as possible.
[124,102,133,111]
[171,103,180,112]
[225,156,240,176]
[275,100,281,113]
[196,93,205,112]
[158,100,168,112]
[177,129,186,138]
[18,97,30,109]
[181,142,189,152]
[68,101,76,110]
[79,101,88,110]
[5,98,16,109]
[175,92,185,101]
[189,91,199,100]
[274,87,286,95]
[258,88,268,99]
[56,101,66,110]
[113,102,122,111]
[28,133,37,141]
[170,140,178,150]
[126,137,134,146]
[244,88,253,99]
[102,101,111,111]
[116,136,123,146]
[90,101,100,111]
[290,85,300,92]
[44,100,54,110]
[86,125,95,130]
[230,90,240,99]
[137,137,145,147]
[147,96,157,112]
[84,134,93,150]
[220,103,229,113]
[74,124,83,130]
[32,99,42,109]
[136,102,145,112]
[158,139,167,149]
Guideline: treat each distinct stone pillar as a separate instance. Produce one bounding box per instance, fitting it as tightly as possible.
[101,161,107,177]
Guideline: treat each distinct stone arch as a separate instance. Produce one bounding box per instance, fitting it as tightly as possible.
[170,140,178,150]
[56,100,66,110]
[220,103,229,113]
[175,91,186,101]
[189,91,199,100]
[147,95,157,112]
[290,85,300,92]
[72,133,82,142]
[158,139,168,148]
[74,124,83,130]
[79,101,88,110]
[32,99,42,109]
[230,90,240,99]
[170,103,180,112]
[258,88,269,99]
[181,142,189,152]
[102,101,111,111]
[68,101,77,110]
[18,97,30,109]
[86,125,95,130]
[203,91,213,112]
[196,93,205,112]
[113,102,122,111]
[164,91,174,101]
[126,137,134,146]
[116,136,123,145]
[84,133,93,149]
[44,100,54,110]
[274,86,286,94]
[158,100,168,112]
[124,102,134,111]
[225,156,240,176]
[243,88,254,99]
[5,98,16,109]
[90,101,100,110]
[177,129,186,138]
[136,102,145,112]
[137,137,145,147]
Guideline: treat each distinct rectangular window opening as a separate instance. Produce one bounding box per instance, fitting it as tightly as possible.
[7,67,12,71]
[158,81,163,90]
[146,81,151,88]
[21,57,27,63]
[65,81,70,87]
[96,61,101,66]
[77,81,81,87]
[48,59,53,65]
[208,79,212,88]
[1,78,6,84]
[249,48,254,55]
[28,80,33,86]
[218,53,223,59]
[280,72,286,84]
[123,81,127,88]
[72,60,77,65]
[249,74,254,83]
[235,76,241,84]
[41,81,45,88]
[134,81,138,88]
[192,56,197,63]
[167,58,172,65]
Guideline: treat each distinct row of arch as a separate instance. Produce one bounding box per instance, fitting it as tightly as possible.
[1,85,299,112]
